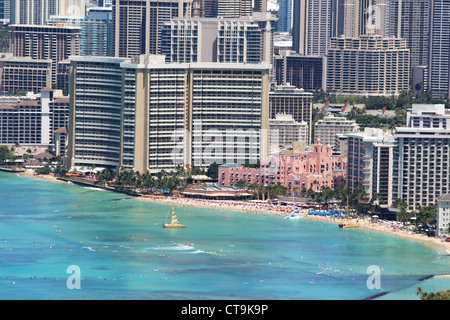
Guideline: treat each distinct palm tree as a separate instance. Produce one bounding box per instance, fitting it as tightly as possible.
[236,179,248,189]
[247,183,259,199]
[319,186,334,210]
[393,198,410,223]
[257,185,268,201]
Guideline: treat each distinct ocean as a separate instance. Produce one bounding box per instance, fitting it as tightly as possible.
[0,171,449,300]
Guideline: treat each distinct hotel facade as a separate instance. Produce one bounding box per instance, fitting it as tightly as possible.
[326,34,410,95]
[218,139,346,194]
[67,55,270,173]
[9,23,81,84]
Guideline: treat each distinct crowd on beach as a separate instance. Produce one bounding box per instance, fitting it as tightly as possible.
[142,195,297,215]
[140,195,450,251]
[13,170,450,250]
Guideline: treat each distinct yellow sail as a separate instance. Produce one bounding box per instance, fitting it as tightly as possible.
[163,207,186,228]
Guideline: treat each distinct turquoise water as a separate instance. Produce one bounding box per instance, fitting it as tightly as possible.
[0,172,449,300]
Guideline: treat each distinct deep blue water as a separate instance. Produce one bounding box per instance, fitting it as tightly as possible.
[0,172,449,300]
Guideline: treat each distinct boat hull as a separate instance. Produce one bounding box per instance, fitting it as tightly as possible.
[163,223,186,228]
[339,224,358,229]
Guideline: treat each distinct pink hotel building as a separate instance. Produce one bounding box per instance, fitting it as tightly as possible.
[218,139,346,194]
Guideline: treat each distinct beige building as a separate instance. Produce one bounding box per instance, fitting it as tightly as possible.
[67,55,270,173]
[327,34,410,95]
[10,0,86,25]
[112,0,193,58]
[269,84,313,145]
[269,114,308,151]
[314,115,359,147]
[9,23,81,84]
[437,194,450,238]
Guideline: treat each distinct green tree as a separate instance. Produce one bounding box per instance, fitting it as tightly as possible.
[416,204,437,226]
[0,145,15,162]
[417,287,450,300]
[394,198,410,223]
[35,166,52,175]
[206,162,219,180]
[236,179,248,189]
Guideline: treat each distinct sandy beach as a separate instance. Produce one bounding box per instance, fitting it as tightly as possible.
[9,169,450,253]
[16,169,66,184]
[139,195,450,253]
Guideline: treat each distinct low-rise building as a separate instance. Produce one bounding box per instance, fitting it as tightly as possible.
[0,54,52,94]
[314,115,359,147]
[437,194,450,238]
[269,114,308,150]
[0,88,69,154]
[218,139,346,195]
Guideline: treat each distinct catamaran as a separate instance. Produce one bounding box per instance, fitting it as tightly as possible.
[338,196,358,229]
[163,207,186,228]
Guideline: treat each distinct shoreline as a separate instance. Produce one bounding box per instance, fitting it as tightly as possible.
[139,195,450,254]
[16,169,66,184]
[7,170,450,254]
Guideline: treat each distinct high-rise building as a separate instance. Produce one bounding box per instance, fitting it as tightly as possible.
[269,84,313,145]
[339,0,388,37]
[292,0,334,55]
[326,34,410,95]
[269,114,308,148]
[276,0,293,33]
[10,0,86,25]
[314,115,359,147]
[48,7,113,57]
[9,24,81,85]
[0,53,52,94]
[436,194,450,238]
[275,51,326,91]
[0,0,10,23]
[161,17,262,64]
[254,0,267,12]
[0,88,69,151]
[344,128,395,206]
[112,0,193,58]
[386,0,431,70]
[67,55,270,173]
[393,104,450,210]
[217,0,252,17]
[429,0,450,99]
[67,56,128,170]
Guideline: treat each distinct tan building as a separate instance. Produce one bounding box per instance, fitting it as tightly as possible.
[67,55,270,173]
[269,85,313,145]
[112,0,193,58]
[269,114,308,150]
[9,23,81,84]
[10,0,86,25]
[327,34,410,95]
[314,115,359,147]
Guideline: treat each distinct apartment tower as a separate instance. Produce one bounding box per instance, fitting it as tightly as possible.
[326,34,410,95]
[67,55,270,173]
[112,0,193,58]
[9,24,81,85]
[429,0,450,99]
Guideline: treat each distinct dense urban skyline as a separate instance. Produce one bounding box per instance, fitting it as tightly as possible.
[0,0,449,237]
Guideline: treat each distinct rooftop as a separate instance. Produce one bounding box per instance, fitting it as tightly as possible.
[438,194,450,202]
